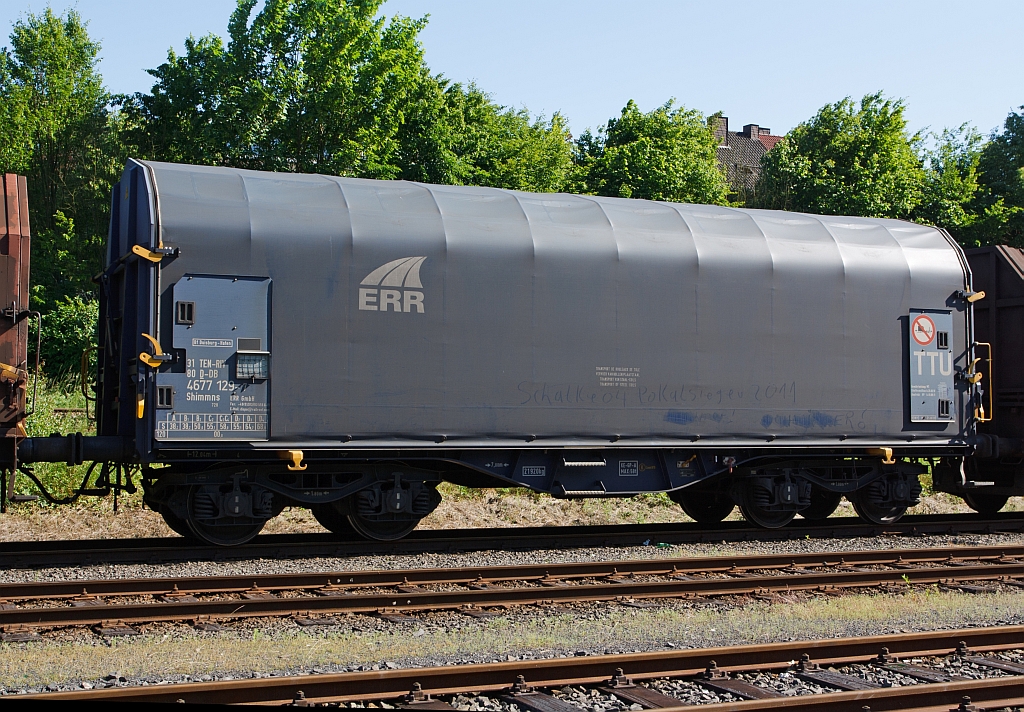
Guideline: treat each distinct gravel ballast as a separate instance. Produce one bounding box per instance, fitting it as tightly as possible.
[3,530,1024,584]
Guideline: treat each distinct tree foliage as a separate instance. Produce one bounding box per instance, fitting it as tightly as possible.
[40,294,97,377]
[450,90,573,192]
[572,100,729,204]
[755,92,923,218]
[969,107,1024,246]
[752,92,1024,248]
[0,8,116,310]
[0,8,126,374]
[123,0,573,190]
[126,0,432,176]
[913,125,985,237]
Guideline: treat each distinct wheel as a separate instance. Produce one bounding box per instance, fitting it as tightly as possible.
[187,516,265,547]
[185,485,266,546]
[963,491,1009,516]
[346,512,420,541]
[739,482,795,529]
[851,491,906,525]
[159,506,195,539]
[311,503,359,538]
[669,488,735,523]
[850,474,920,525]
[799,487,842,522]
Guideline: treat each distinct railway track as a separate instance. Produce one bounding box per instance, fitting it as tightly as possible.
[3,512,1024,569]
[4,544,1024,635]
[16,624,1024,707]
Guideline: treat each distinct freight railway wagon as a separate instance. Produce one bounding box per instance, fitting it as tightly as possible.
[0,161,1012,545]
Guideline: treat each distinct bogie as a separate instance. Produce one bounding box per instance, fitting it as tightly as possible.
[143,464,443,545]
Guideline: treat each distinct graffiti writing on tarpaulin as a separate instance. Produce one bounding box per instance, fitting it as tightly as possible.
[518,382,631,407]
[761,410,870,431]
[518,381,798,408]
[637,382,797,406]
[665,411,735,426]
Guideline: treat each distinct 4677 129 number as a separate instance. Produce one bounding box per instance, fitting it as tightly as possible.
[186,379,235,391]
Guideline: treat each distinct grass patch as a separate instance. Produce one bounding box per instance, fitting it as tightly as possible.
[7,373,146,510]
[2,587,1023,690]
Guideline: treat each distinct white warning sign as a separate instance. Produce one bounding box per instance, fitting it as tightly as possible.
[911,314,935,346]
[596,366,640,388]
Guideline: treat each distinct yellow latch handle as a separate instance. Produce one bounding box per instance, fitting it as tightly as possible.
[139,333,164,368]
[137,392,145,419]
[967,291,986,303]
[132,244,164,263]
[284,450,307,471]
[868,447,896,465]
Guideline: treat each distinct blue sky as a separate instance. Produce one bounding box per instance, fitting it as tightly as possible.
[0,0,1020,138]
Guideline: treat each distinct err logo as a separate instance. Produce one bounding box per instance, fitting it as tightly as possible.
[358,256,427,314]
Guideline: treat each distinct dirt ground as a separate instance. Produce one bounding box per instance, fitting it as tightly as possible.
[0,484,1019,542]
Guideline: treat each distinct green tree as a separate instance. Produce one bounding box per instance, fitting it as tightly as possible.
[755,92,924,218]
[127,0,447,178]
[40,294,97,378]
[0,9,119,375]
[127,0,573,192]
[572,99,728,204]
[971,107,1024,246]
[447,85,573,192]
[385,79,572,191]
[0,8,114,307]
[913,124,984,241]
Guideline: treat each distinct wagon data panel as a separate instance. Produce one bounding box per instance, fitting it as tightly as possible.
[154,275,271,441]
[908,308,955,423]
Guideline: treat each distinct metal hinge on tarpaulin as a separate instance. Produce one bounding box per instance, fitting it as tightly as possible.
[136,333,173,420]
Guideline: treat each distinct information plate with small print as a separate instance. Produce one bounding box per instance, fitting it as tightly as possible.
[155,275,271,440]
[907,308,955,423]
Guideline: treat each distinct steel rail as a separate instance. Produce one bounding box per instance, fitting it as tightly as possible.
[3,557,1024,629]
[2,512,1024,569]
[18,625,1024,704]
[2,543,1023,601]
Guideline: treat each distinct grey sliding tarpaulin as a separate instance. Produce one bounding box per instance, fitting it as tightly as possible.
[121,160,971,450]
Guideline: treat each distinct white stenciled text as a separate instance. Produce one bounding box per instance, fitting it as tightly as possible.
[914,350,953,376]
[358,288,425,314]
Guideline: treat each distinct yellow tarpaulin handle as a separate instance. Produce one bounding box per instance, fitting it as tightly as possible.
[137,333,166,418]
[132,244,164,263]
[139,333,165,368]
